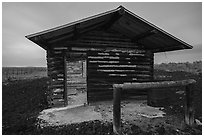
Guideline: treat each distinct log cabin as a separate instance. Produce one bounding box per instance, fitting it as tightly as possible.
[26,6,193,108]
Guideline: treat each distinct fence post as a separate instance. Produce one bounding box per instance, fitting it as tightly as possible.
[113,85,122,134]
[184,84,195,126]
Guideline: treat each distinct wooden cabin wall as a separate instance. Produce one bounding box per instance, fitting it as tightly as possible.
[48,30,154,104]
[46,49,65,107]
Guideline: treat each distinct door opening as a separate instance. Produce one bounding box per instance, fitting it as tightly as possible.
[65,52,87,107]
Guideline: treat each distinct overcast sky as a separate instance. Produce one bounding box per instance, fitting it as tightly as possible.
[2,2,202,67]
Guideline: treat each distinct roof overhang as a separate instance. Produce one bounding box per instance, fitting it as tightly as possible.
[26,6,193,52]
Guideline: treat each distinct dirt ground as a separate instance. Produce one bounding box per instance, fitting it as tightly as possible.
[37,97,200,134]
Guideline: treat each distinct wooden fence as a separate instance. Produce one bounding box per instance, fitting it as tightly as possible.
[113,79,196,134]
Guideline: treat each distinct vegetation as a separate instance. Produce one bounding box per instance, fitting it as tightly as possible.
[2,62,202,134]
[154,61,201,74]
[2,67,47,82]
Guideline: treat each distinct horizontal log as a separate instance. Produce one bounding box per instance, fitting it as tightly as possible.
[48,66,64,71]
[87,57,151,62]
[87,49,147,54]
[53,47,69,50]
[51,77,64,81]
[50,73,64,78]
[51,80,64,85]
[50,75,64,79]
[47,62,64,67]
[67,80,86,84]
[88,69,151,75]
[88,61,152,66]
[48,84,64,89]
[47,56,63,61]
[47,54,64,58]
[70,47,146,53]
[49,70,64,75]
[88,66,152,71]
[114,79,196,90]
[52,94,64,99]
[87,51,149,57]
[53,88,64,93]
[88,75,151,80]
[88,78,151,83]
[88,64,152,68]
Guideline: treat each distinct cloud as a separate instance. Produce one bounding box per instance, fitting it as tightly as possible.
[2,2,202,67]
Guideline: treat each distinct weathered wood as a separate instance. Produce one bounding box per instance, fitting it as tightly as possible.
[88,77,151,83]
[113,85,122,134]
[87,57,151,62]
[51,80,64,85]
[88,65,152,71]
[121,79,196,90]
[112,79,196,133]
[48,84,64,89]
[88,60,152,64]
[88,69,151,75]
[185,84,195,126]
[63,54,68,106]
[88,73,151,79]
[71,47,145,53]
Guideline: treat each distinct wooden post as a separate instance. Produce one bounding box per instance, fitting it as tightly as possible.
[147,89,153,106]
[184,84,195,126]
[63,53,68,106]
[113,85,122,134]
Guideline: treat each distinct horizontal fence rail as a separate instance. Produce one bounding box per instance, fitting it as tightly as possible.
[112,79,196,134]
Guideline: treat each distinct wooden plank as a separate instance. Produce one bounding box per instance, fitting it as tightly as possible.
[70,47,145,53]
[184,84,195,126]
[113,85,122,134]
[51,80,64,85]
[88,77,151,83]
[120,79,196,90]
[88,57,151,62]
[88,74,151,79]
[88,69,151,75]
[87,51,148,56]
[48,66,64,71]
[52,94,64,99]
[88,65,152,71]
[48,84,64,89]
[88,61,152,66]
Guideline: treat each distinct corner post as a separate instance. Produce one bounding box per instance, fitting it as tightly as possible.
[63,52,68,106]
[113,84,122,134]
